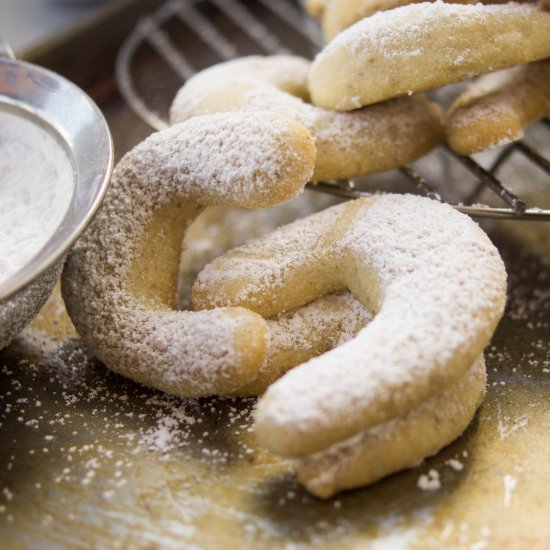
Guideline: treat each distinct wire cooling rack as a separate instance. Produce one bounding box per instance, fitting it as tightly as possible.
[116,0,550,220]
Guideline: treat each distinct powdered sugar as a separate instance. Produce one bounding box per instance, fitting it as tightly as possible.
[0,110,74,283]
[0,230,547,542]
[268,292,372,354]
[127,112,310,208]
[232,291,373,395]
[503,474,517,508]
[338,2,536,60]
[293,356,485,496]
[417,470,441,492]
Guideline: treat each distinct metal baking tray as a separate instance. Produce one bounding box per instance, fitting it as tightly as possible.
[0,1,549,547]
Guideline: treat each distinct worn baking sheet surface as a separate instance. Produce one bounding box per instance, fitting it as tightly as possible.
[0,226,548,549]
[2,1,549,545]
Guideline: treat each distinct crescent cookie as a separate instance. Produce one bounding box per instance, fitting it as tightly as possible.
[61,112,315,397]
[446,60,550,156]
[308,2,550,110]
[193,195,506,463]
[170,55,444,182]
[317,0,514,41]
[295,355,486,498]
[232,292,373,397]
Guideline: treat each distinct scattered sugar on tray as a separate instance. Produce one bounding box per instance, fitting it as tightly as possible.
[0,333,230,495]
[445,458,464,471]
[134,401,196,455]
[417,469,441,492]
[503,474,518,507]
[497,409,529,441]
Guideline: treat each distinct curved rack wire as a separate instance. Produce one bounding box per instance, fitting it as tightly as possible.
[116,0,550,221]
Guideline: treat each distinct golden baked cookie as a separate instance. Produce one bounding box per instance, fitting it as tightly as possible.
[170,55,444,181]
[447,60,550,155]
[193,194,506,494]
[309,2,550,110]
[295,356,486,498]
[61,112,315,397]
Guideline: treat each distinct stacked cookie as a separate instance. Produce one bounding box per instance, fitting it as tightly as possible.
[307,0,550,154]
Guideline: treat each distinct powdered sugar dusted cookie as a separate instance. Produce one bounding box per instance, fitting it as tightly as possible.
[447,60,550,155]
[193,194,506,495]
[62,112,315,397]
[170,55,444,181]
[295,355,486,498]
[309,2,550,110]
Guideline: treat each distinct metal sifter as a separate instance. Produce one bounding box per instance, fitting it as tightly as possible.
[0,38,113,349]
